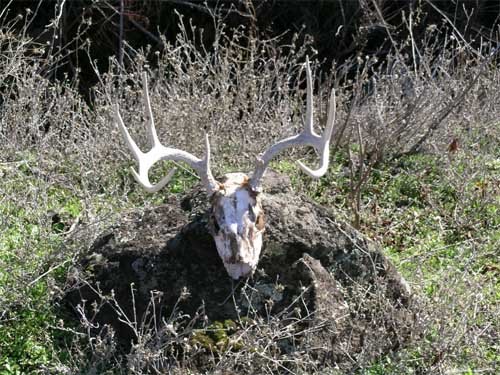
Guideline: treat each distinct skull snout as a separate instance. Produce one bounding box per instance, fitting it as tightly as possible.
[209,178,264,279]
[228,232,240,262]
[227,231,250,263]
[212,219,264,280]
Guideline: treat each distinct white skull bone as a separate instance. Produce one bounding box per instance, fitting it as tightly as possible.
[114,57,336,280]
[208,173,265,279]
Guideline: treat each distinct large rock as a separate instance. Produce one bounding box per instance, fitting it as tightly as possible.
[65,171,414,371]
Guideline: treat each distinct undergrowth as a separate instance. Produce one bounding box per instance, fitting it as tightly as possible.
[276,137,499,374]
[0,3,499,374]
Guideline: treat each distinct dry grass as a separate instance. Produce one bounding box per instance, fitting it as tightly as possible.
[0,5,498,374]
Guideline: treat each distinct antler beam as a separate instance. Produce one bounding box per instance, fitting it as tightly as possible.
[249,56,336,191]
[114,73,219,195]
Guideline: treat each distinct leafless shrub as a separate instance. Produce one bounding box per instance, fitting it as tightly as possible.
[1,3,498,374]
[331,15,500,226]
[64,272,419,374]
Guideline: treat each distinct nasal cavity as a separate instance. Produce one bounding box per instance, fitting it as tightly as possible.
[229,233,240,261]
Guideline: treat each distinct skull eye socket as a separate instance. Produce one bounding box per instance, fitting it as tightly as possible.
[210,216,221,234]
[248,204,264,231]
[248,204,256,222]
[209,208,221,234]
[212,218,220,233]
[256,212,265,231]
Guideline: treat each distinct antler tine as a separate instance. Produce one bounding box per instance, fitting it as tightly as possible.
[297,87,336,177]
[141,72,160,147]
[115,103,143,162]
[304,56,315,136]
[249,57,336,191]
[114,74,219,195]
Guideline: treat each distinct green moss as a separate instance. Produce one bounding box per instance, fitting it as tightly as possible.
[191,319,243,353]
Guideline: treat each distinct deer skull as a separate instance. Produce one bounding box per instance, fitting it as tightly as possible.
[114,57,336,279]
[208,173,265,279]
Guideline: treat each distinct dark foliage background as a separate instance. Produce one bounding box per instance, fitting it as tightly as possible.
[4,0,500,96]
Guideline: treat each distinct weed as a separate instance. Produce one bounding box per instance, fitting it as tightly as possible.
[0,2,498,373]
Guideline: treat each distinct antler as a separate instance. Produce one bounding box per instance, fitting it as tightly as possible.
[249,56,336,191]
[114,73,219,195]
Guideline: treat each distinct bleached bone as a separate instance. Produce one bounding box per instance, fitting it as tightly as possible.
[114,73,219,195]
[115,60,336,280]
[250,56,336,191]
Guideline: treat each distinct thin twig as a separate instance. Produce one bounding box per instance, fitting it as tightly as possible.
[28,259,72,287]
[118,0,124,67]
